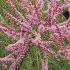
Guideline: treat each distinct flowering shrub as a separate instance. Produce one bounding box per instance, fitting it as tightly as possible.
[0,0,70,70]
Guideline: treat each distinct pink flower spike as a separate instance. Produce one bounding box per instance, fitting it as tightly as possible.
[42,58,48,70]
[5,38,24,51]
[2,54,15,62]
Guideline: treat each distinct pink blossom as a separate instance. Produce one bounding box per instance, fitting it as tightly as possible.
[0,0,70,70]
[42,58,48,70]
[38,24,46,32]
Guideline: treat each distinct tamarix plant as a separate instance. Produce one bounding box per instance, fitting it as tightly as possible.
[0,0,70,70]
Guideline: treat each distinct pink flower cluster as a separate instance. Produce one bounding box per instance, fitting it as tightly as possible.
[0,0,70,70]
